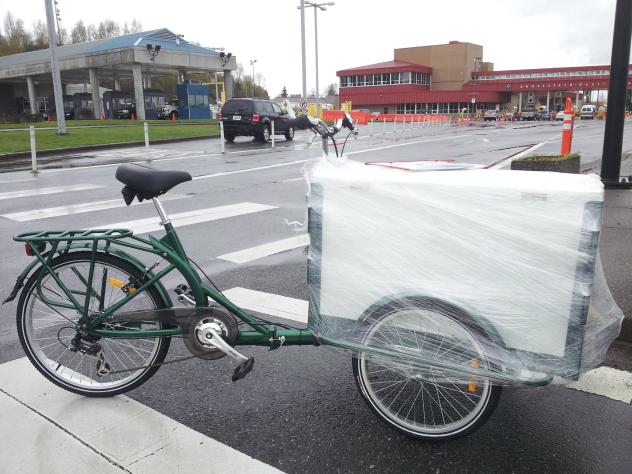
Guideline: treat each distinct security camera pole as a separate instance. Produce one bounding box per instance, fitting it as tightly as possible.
[45,0,67,134]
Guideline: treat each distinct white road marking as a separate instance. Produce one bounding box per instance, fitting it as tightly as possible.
[0,357,282,473]
[101,202,277,235]
[192,160,307,181]
[0,176,37,184]
[566,366,632,403]
[217,234,310,264]
[0,183,103,201]
[222,287,308,324]
[488,142,546,170]
[1,193,188,221]
[345,133,472,156]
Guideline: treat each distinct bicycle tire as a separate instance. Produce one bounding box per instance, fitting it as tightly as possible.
[352,297,501,441]
[17,251,171,397]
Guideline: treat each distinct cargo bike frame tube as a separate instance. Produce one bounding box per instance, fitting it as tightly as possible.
[15,213,316,347]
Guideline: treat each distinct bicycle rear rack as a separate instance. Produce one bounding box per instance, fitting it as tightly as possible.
[14,229,132,243]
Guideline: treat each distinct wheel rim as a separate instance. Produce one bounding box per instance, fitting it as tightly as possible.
[358,308,492,437]
[22,260,163,392]
[263,126,270,141]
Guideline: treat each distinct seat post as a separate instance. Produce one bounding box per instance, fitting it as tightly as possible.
[152,197,170,226]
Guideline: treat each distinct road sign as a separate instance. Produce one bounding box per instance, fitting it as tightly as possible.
[299,98,307,109]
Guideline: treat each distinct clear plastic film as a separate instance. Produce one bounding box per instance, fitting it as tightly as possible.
[305,158,623,385]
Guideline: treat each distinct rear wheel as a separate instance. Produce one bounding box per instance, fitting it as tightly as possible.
[352,299,501,441]
[260,124,271,142]
[16,252,171,397]
[225,133,235,143]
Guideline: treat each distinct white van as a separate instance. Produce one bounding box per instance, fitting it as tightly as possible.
[580,104,597,119]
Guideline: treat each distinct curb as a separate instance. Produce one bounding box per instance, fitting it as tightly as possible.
[620,319,632,343]
[0,134,219,162]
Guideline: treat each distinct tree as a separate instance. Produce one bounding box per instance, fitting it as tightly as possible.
[130,19,143,33]
[71,20,88,43]
[32,20,48,48]
[58,27,68,45]
[324,83,337,96]
[86,24,97,41]
[122,22,129,35]
[3,12,31,54]
[96,20,120,40]
[281,86,288,98]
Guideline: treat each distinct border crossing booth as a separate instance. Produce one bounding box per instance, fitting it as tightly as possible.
[103,91,133,119]
[177,84,210,119]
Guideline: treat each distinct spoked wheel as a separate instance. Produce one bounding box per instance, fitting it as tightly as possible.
[352,299,501,441]
[16,252,171,397]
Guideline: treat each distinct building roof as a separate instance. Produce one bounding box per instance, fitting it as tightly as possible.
[337,60,432,76]
[0,28,220,68]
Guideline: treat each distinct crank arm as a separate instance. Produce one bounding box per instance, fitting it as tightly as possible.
[200,327,248,363]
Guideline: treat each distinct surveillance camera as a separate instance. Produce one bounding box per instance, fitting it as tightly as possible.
[146,43,153,51]
[219,51,225,58]
[155,45,161,52]
[227,53,232,59]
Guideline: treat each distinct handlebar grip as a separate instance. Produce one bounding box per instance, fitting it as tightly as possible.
[286,115,312,130]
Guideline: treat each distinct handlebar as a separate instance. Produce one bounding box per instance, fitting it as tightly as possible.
[286,113,356,138]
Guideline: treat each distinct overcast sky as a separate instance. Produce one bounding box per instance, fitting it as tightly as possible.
[4,0,620,97]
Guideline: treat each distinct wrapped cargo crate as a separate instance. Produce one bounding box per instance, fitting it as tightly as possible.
[306,158,622,383]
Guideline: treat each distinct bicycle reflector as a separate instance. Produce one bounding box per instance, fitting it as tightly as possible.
[25,242,46,256]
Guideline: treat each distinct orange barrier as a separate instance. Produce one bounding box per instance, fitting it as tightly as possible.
[561,97,574,156]
[323,110,453,125]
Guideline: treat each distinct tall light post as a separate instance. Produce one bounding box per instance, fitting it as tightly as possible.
[44,0,67,134]
[298,2,334,115]
[250,59,257,97]
[299,0,307,99]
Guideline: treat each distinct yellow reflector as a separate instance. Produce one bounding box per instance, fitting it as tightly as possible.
[108,277,135,293]
[468,359,480,393]
[108,277,124,288]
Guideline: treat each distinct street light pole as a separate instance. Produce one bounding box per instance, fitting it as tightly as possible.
[300,0,307,99]
[305,2,334,117]
[44,0,67,134]
[250,59,257,97]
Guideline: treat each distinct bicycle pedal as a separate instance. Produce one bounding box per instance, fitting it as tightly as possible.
[232,357,255,382]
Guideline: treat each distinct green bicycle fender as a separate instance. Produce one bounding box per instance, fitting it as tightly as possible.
[3,243,172,308]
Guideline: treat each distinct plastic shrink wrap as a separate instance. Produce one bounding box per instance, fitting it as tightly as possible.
[306,158,623,385]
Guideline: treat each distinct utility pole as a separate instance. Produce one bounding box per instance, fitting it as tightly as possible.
[601,0,632,186]
[44,0,67,134]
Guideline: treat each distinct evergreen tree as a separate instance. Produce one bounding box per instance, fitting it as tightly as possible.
[281,86,288,98]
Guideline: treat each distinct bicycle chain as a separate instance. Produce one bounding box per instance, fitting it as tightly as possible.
[97,352,197,376]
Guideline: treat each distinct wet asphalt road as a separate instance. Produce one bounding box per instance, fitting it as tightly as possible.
[0,119,631,473]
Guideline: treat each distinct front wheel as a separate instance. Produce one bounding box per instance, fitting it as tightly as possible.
[352,299,501,441]
[16,251,171,397]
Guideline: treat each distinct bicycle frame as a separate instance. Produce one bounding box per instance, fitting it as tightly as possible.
[14,197,317,349]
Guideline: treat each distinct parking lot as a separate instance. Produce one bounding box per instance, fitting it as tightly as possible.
[1,119,631,473]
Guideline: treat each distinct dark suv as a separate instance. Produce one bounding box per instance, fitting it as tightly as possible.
[220,98,294,142]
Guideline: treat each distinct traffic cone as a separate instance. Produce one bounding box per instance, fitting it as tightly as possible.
[561,97,574,156]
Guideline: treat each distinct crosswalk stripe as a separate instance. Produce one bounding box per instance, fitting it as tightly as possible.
[222,287,308,324]
[1,193,189,222]
[217,234,309,264]
[566,366,632,403]
[101,202,277,235]
[0,357,283,473]
[0,184,103,201]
